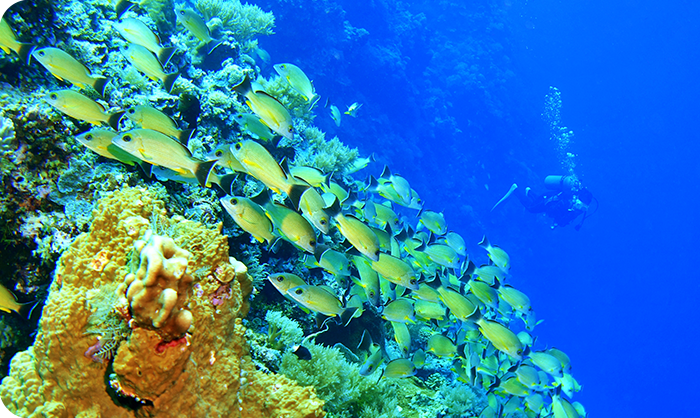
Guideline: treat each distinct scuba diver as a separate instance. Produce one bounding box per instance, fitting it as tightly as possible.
[492,175,596,230]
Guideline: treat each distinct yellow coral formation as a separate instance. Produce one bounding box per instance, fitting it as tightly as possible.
[0,187,324,418]
[122,234,194,340]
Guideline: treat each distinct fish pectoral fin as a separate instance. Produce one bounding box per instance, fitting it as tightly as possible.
[52,74,64,82]
[1,46,11,54]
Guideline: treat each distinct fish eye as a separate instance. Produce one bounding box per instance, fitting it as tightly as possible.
[517,349,523,355]
[122,135,132,142]
[235,143,242,150]
[276,276,284,282]
[85,134,93,140]
[410,278,417,285]
[288,127,293,133]
[215,150,223,157]
[320,219,327,225]
[178,10,185,15]
[231,198,238,205]
[369,291,375,297]
[38,50,45,56]
[128,108,135,114]
[368,365,374,371]
[295,288,303,295]
[374,249,380,256]
[309,240,316,247]
[49,93,58,100]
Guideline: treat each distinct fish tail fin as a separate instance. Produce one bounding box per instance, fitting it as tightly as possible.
[250,188,273,208]
[19,300,40,320]
[325,196,341,218]
[287,183,309,211]
[232,74,252,96]
[461,258,476,277]
[137,161,153,179]
[115,0,135,19]
[478,235,490,249]
[107,111,125,130]
[162,72,180,94]
[194,160,218,187]
[308,94,321,110]
[339,307,359,327]
[158,46,176,67]
[364,175,379,192]
[203,39,223,56]
[217,173,238,195]
[92,77,110,97]
[379,165,392,180]
[178,128,196,146]
[17,43,36,65]
[369,152,377,163]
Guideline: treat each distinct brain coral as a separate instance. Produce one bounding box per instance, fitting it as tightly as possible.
[0,187,324,418]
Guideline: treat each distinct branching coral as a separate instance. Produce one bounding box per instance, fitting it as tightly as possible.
[196,0,275,45]
[293,126,360,174]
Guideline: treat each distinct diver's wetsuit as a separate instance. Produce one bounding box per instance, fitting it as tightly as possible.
[514,187,593,228]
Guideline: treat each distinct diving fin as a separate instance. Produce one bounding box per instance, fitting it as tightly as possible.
[491,183,518,212]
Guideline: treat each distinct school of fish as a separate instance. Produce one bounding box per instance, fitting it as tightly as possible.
[0,4,586,417]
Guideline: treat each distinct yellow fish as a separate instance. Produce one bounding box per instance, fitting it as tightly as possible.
[351,256,381,307]
[206,144,246,173]
[528,351,563,377]
[45,90,123,130]
[442,231,467,256]
[359,343,383,376]
[496,281,532,315]
[327,198,381,261]
[370,253,419,290]
[306,246,350,277]
[112,129,216,187]
[233,75,294,140]
[473,311,525,361]
[267,272,307,296]
[329,104,341,126]
[290,165,328,188]
[33,47,110,94]
[121,43,179,93]
[230,140,308,204]
[124,104,195,144]
[437,286,477,321]
[344,153,375,174]
[114,18,175,65]
[287,285,356,325]
[220,195,277,244]
[0,18,35,65]
[427,334,457,358]
[363,200,401,233]
[75,129,152,175]
[233,113,274,141]
[391,321,411,356]
[0,283,37,318]
[253,192,316,254]
[176,8,221,54]
[298,187,331,234]
[419,209,448,236]
[273,63,319,106]
[381,358,416,379]
[414,299,446,321]
[382,298,416,324]
[479,235,511,272]
[344,102,363,117]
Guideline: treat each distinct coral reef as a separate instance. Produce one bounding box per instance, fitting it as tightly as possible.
[0,187,325,418]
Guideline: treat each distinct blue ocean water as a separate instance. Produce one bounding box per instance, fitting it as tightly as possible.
[261,0,700,416]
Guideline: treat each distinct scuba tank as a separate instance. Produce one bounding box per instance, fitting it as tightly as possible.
[544,175,581,192]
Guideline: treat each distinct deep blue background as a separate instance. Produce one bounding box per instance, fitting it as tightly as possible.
[260,0,700,416]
